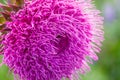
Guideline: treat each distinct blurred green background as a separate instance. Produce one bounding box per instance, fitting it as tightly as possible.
[0,0,120,80]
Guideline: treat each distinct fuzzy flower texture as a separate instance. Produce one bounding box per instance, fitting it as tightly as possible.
[0,0,104,80]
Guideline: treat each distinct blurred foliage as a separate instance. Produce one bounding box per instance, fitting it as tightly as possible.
[0,0,120,80]
[0,0,6,4]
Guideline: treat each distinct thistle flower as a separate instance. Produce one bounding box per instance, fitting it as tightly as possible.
[0,0,104,80]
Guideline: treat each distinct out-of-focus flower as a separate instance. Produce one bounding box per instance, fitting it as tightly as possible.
[0,0,104,80]
[103,3,116,23]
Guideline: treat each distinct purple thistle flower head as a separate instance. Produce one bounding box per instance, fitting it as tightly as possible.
[0,0,104,80]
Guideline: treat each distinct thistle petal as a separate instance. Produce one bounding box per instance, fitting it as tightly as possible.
[0,0,104,80]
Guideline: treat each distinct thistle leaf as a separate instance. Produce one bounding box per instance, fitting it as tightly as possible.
[7,0,16,4]
[0,11,11,21]
[0,16,6,24]
[0,3,12,11]
[0,46,4,54]
[9,4,21,11]
[0,23,5,30]
[16,0,24,7]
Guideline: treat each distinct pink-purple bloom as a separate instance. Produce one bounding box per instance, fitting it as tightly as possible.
[1,0,103,80]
